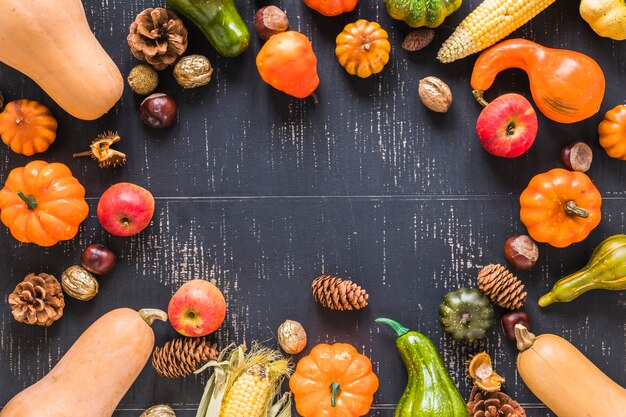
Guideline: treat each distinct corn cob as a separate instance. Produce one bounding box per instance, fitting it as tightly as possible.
[220,365,271,417]
[437,0,557,63]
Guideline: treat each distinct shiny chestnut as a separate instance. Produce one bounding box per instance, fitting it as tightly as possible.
[139,93,177,128]
[81,244,117,275]
[504,235,538,270]
[501,310,531,341]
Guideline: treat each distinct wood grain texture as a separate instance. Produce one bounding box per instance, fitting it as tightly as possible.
[0,0,624,416]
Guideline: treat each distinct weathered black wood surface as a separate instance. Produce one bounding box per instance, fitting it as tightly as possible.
[1,1,625,416]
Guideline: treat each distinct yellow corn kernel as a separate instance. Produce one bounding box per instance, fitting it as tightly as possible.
[437,0,556,63]
[220,365,271,417]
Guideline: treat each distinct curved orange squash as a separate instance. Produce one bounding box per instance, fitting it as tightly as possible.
[289,343,379,417]
[0,161,89,247]
[520,168,602,248]
[0,100,57,156]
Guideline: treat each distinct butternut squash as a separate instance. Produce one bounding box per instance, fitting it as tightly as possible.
[0,308,167,417]
[0,0,123,120]
[515,324,626,417]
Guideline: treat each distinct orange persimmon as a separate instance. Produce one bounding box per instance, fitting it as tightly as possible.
[289,343,379,417]
[0,161,89,246]
[303,0,358,16]
[0,99,57,156]
[520,168,602,248]
[256,31,319,99]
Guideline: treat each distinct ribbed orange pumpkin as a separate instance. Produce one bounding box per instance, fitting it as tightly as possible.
[335,20,390,78]
[598,104,626,160]
[289,343,379,417]
[0,161,89,246]
[303,0,358,16]
[520,168,602,248]
[0,100,57,156]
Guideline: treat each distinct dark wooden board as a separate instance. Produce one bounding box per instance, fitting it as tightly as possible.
[0,0,624,415]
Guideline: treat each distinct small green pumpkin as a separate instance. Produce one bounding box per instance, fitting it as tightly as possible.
[439,288,493,342]
[383,0,463,28]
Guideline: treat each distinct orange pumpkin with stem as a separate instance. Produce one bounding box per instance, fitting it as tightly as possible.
[598,104,626,160]
[304,0,358,16]
[256,31,319,99]
[335,20,390,78]
[0,160,89,247]
[289,343,379,417]
[520,168,602,248]
[0,99,57,156]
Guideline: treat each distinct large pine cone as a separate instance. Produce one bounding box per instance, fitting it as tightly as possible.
[152,337,218,378]
[127,8,188,70]
[477,264,527,310]
[311,275,369,311]
[9,273,65,326]
[467,387,526,417]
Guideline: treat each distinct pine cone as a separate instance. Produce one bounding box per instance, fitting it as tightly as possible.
[8,273,65,326]
[152,337,218,378]
[127,8,188,70]
[467,387,526,417]
[311,275,369,311]
[477,264,527,310]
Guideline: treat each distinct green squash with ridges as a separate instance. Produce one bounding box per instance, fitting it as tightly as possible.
[384,0,462,28]
[377,318,469,417]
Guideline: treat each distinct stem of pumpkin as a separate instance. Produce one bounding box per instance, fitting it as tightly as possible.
[472,89,489,107]
[564,200,589,218]
[310,92,319,105]
[329,382,341,407]
[17,191,38,210]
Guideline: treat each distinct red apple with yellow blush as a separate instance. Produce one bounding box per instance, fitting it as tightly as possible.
[168,279,226,337]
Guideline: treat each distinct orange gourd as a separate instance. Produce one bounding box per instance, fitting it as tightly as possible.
[256,31,320,99]
[598,104,626,160]
[0,160,89,247]
[520,168,602,248]
[471,39,605,124]
[289,343,379,417]
[304,0,358,16]
[0,100,57,156]
[335,20,390,78]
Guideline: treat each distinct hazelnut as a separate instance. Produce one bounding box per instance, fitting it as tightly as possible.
[561,141,593,172]
[254,6,289,41]
[501,310,531,341]
[139,93,177,128]
[418,76,452,113]
[127,64,159,95]
[504,235,538,270]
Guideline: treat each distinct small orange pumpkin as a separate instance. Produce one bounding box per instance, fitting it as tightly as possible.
[520,168,602,248]
[598,104,626,160]
[303,0,358,16]
[289,343,379,417]
[0,160,89,247]
[0,100,57,156]
[335,20,390,78]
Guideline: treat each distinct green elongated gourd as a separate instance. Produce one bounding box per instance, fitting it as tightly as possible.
[383,0,462,28]
[376,318,469,417]
[165,0,250,57]
[539,234,626,306]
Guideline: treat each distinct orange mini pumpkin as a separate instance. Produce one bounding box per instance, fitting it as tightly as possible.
[0,161,89,247]
[335,20,390,78]
[303,0,358,16]
[598,104,626,160]
[289,343,379,417]
[0,99,57,156]
[256,31,319,99]
[520,168,602,248]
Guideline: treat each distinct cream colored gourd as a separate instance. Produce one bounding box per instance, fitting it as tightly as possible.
[580,0,626,40]
[0,0,123,120]
[0,308,167,417]
[515,325,626,417]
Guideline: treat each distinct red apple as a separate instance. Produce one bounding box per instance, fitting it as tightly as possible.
[97,183,155,237]
[476,93,538,158]
[168,279,226,337]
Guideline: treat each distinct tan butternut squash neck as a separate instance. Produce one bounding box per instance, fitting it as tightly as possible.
[515,324,536,352]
